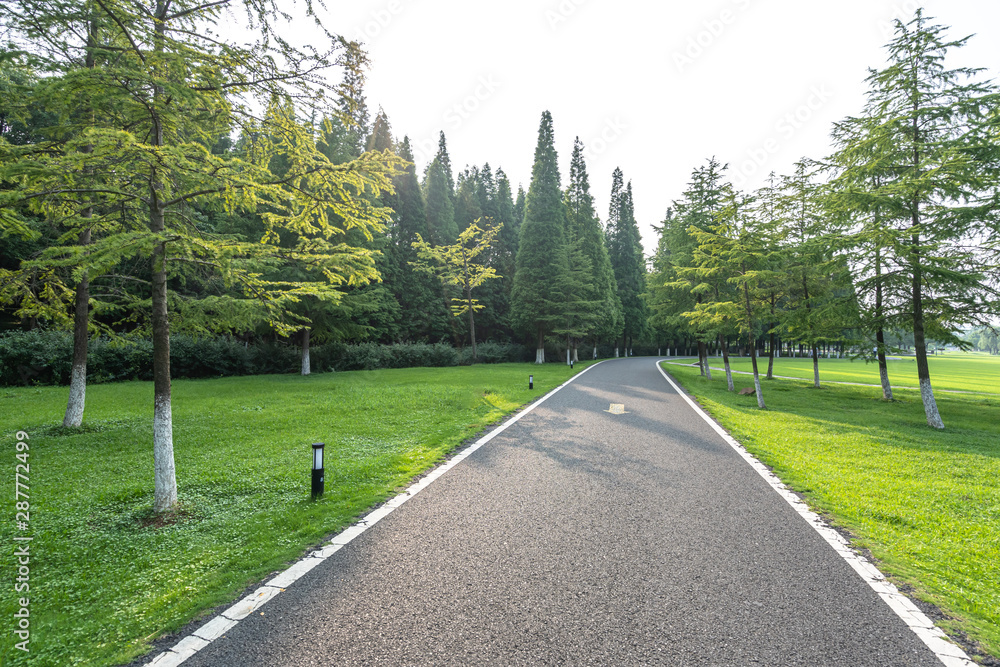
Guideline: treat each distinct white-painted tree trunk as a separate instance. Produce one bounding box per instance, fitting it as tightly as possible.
[879,363,893,401]
[614,347,619,358]
[753,372,765,409]
[725,363,734,392]
[593,345,598,359]
[153,394,177,512]
[566,348,571,366]
[64,364,87,427]
[301,347,311,376]
[535,347,545,364]
[705,358,712,380]
[920,378,944,429]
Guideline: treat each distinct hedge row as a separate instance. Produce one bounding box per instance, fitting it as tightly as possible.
[0,330,540,387]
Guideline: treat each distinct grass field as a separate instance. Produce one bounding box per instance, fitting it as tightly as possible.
[0,362,590,667]
[662,358,1000,664]
[696,351,1000,394]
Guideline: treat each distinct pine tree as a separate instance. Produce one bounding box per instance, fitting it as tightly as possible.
[826,10,1000,428]
[423,158,458,245]
[564,138,622,359]
[606,169,648,355]
[511,111,570,363]
[0,1,403,512]
[392,137,451,341]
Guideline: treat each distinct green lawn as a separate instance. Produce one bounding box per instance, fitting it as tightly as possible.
[0,362,591,667]
[662,359,1000,664]
[692,351,1000,394]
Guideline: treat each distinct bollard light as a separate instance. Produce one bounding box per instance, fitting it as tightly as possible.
[529,374,533,390]
[570,360,574,369]
[311,442,325,499]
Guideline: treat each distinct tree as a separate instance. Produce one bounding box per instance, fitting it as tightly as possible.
[423,157,458,245]
[511,111,570,363]
[825,10,1000,428]
[689,184,774,408]
[606,170,648,356]
[777,162,853,389]
[412,219,502,361]
[0,2,402,512]
[564,137,621,359]
[391,137,450,342]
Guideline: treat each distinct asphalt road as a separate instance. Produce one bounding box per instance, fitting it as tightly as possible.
[182,357,944,666]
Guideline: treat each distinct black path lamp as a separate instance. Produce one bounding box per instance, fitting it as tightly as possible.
[529,374,533,390]
[311,442,325,499]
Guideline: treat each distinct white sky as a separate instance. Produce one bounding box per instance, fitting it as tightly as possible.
[306,0,1000,256]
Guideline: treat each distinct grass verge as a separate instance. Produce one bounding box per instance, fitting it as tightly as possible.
[703,351,1000,394]
[662,361,1000,664]
[0,362,592,667]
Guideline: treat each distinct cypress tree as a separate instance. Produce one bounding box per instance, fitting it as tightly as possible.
[606,169,648,355]
[564,138,622,359]
[392,137,451,341]
[511,111,570,363]
[423,157,458,245]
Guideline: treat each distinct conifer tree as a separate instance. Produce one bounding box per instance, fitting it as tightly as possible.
[392,137,451,341]
[0,1,402,512]
[826,10,1000,428]
[564,138,622,359]
[606,169,648,355]
[511,111,570,363]
[423,158,458,245]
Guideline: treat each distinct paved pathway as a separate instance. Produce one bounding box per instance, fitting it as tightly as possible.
[172,358,961,666]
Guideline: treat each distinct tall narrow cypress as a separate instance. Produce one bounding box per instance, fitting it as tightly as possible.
[511,111,570,363]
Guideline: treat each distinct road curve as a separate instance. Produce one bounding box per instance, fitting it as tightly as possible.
[180,357,946,666]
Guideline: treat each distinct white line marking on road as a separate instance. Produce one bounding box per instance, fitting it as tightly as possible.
[655,360,976,667]
[143,361,606,666]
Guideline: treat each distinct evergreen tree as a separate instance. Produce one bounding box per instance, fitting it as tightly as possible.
[423,157,458,245]
[606,169,648,355]
[392,137,451,341]
[453,166,483,233]
[564,138,622,359]
[511,111,570,363]
[826,10,1000,428]
[0,1,402,512]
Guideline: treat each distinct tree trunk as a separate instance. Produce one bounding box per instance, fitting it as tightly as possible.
[874,244,893,400]
[593,344,597,359]
[614,347,619,358]
[151,200,177,513]
[63,227,91,428]
[535,326,545,364]
[301,328,311,376]
[572,342,579,363]
[151,5,177,513]
[912,234,943,428]
[718,334,733,392]
[811,344,820,388]
[750,337,766,409]
[466,282,477,363]
[767,297,776,379]
[697,340,706,376]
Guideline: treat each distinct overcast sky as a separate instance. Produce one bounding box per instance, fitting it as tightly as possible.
[307,0,1000,255]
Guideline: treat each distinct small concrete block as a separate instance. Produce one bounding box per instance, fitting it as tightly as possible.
[193,614,237,641]
[329,524,368,546]
[267,556,322,589]
[222,586,282,621]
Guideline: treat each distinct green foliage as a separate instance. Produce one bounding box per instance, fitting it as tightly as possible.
[606,169,648,345]
[564,137,621,345]
[511,111,570,351]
